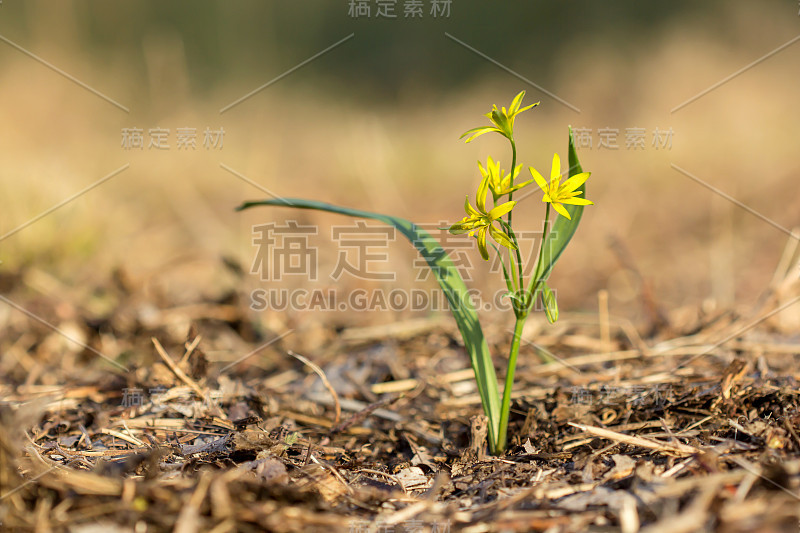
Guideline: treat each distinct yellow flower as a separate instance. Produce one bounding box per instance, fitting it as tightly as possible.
[461,91,539,143]
[529,153,593,220]
[479,157,533,200]
[449,176,517,260]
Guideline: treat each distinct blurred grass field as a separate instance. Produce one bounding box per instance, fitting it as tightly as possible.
[1,0,799,328]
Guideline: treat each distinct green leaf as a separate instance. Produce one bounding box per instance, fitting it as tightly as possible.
[540,282,558,324]
[534,127,588,283]
[236,198,502,448]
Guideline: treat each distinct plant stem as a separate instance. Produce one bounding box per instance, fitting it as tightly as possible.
[495,313,527,454]
[498,220,525,308]
[496,203,553,453]
[506,140,517,228]
[527,203,552,305]
[504,140,526,313]
[496,249,515,294]
[505,231,520,294]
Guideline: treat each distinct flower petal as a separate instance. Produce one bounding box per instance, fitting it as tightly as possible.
[489,223,516,250]
[460,127,501,143]
[477,227,489,260]
[449,220,479,234]
[476,177,490,213]
[477,160,489,179]
[506,178,535,193]
[560,197,594,206]
[529,166,549,193]
[509,91,525,115]
[485,157,503,195]
[560,172,591,194]
[464,196,481,218]
[516,101,539,114]
[488,156,499,174]
[487,200,516,220]
[551,202,571,220]
[550,153,562,189]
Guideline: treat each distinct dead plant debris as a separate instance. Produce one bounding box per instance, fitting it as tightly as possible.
[1,265,800,532]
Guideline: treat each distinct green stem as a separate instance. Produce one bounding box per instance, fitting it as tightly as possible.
[506,140,517,228]
[505,228,520,294]
[498,220,525,310]
[506,141,518,296]
[492,242,515,294]
[501,140,527,314]
[526,203,552,307]
[496,313,527,454]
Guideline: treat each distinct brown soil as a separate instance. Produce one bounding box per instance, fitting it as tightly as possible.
[1,263,800,533]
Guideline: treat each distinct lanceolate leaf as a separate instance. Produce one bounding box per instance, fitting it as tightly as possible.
[237,198,502,446]
[534,127,588,283]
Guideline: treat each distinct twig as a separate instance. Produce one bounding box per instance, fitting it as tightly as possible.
[289,351,341,424]
[568,422,700,456]
[179,333,202,367]
[151,338,207,402]
[309,454,352,494]
[329,395,401,435]
[359,468,407,494]
[100,429,144,447]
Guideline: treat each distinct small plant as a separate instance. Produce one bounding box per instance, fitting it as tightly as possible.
[283,431,299,449]
[449,92,593,452]
[238,92,592,455]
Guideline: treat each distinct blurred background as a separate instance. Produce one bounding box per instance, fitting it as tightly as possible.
[1,0,799,334]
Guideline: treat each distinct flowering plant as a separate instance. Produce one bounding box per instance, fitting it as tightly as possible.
[238,92,592,454]
[450,92,592,452]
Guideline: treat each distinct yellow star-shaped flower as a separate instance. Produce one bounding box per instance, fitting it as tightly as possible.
[449,175,517,260]
[461,91,539,144]
[529,153,593,220]
[479,157,533,200]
